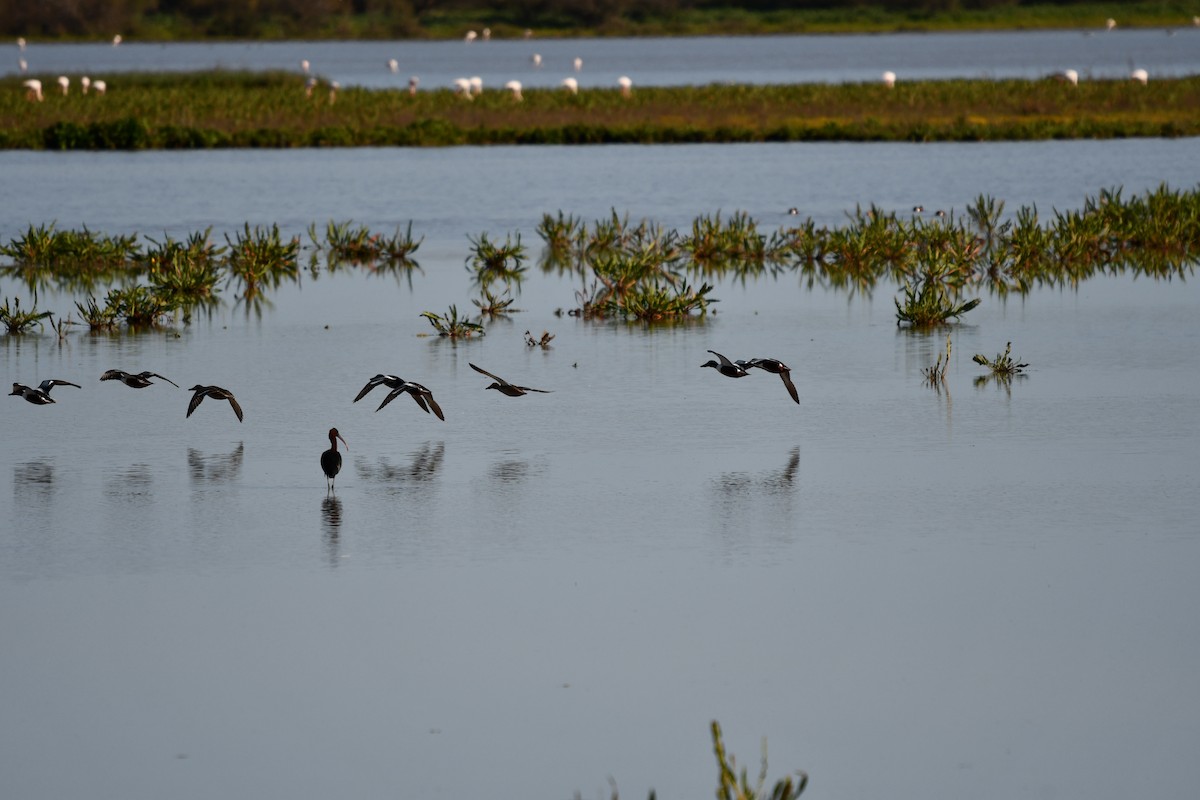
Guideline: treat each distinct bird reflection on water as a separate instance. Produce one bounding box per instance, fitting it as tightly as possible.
[187,442,245,483]
[104,464,153,505]
[321,495,344,566]
[714,446,800,496]
[13,460,55,506]
[353,441,445,486]
[711,447,801,547]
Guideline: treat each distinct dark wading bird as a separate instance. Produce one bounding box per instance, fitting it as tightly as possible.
[353,374,444,420]
[737,358,800,404]
[700,350,750,378]
[321,428,349,492]
[186,385,244,422]
[469,363,551,397]
[10,379,81,405]
[100,369,180,388]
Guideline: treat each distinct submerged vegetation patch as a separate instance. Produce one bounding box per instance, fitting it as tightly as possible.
[2,71,1199,150]
[1,185,1196,335]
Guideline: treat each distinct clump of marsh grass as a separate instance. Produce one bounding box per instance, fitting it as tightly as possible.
[711,720,807,800]
[0,223,140,270]
[142,230,224,304]
[613,278,716,321]
[472,286,519,319]
[972,341,1028,376]
[537,211,585,265]
[421,304,484,338]
[894,258,981,327]
[319,220,423,266]
[467,232,526,285]
[74,296,120,330]
[0,295,53,333]
[224,223,299,298]
[104,285,175,327]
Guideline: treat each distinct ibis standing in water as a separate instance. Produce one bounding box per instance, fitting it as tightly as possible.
[321,428,348,492]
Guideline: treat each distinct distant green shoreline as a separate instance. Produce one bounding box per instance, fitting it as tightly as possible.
[3,71,1198,150]
[6,2,1200,42]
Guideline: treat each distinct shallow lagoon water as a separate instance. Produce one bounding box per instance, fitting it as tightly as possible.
[1,141,1199,800]
[7,28,1200,89]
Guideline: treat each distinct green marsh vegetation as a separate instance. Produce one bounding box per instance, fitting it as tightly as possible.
[316,220,423,268]
[0,295,53,333]
[710,720,808,800]
[1,185,1196,335]
[4,0,1195,41]
[420,304,485,338]
[2,71,1200,149]
[973,341,1029,376]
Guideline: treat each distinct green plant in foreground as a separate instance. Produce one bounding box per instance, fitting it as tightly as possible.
[711,720,807,800]
[0,296,53,333]
[972,341,1028,376]
[420,305,484,338]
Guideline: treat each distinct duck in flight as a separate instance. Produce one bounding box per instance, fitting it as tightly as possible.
[10,379,81,405]
[700,350,750,378]
[469,363,551,397]
[738,357,799,404]
[100,369,180,388]
[186,385,244,422]
[353,374,444,420]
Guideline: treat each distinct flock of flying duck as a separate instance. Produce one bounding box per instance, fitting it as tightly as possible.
[10,352,795,492]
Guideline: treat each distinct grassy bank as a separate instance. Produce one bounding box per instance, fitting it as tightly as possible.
[2,71,1198,149]
[417,2,1200,39]
[10,2,1200,41]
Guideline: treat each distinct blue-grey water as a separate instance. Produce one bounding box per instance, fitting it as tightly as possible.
[2,138,1199,800]
[7,27,1200,91]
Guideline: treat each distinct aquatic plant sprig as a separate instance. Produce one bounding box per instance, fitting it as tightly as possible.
[923,334,952,387]
[421,305,484,338]
[467,231,526,285]
[224,223,300,298]
[74,296,120,330]
[711,720,808,800]
[524,330,555,348]
[0,295,53,333]
[972,341,1028,376]
[143,230,224,304]
[104,285,176,327]
[472,286,520,319]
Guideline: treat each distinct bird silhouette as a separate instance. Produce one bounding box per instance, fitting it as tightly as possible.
[700,350,749,378]
[321,428,348,492]
[469,363,551,397]
[101,370,179,388]
[186,385,243,422]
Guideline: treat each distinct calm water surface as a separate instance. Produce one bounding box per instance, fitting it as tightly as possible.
[6,28,1200,90]
[1,141,1199,800]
